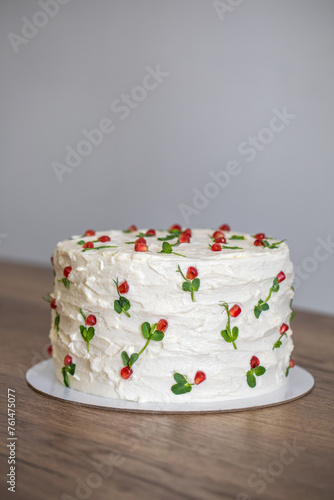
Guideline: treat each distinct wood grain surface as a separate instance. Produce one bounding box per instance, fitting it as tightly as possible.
[0,261,333,500]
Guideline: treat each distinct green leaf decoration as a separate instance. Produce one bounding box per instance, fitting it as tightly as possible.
[230,235,245,240]
[77,240,85,245]
[129,353,139,367]
[254,366,266,376]
[262,239,285,249]
[174,373,188,384]
[162,242,172,253]
[247,371,256,388]
[290,311,296,322]
[192,278,200,291]
[114,299,122,314]
[54,313,60,333]
[231,326,239,341]
[286,366,290,377]
[254,306,262,319]
[121,351,130,366]
[151,331,164,341]
[58,277,70,289]
[141,322,151,339]
[86,327,95,342]
[262,303,269,311]
[182,281,192,292]
[62,367,69,387]
[272,277,280,293]
[171,384,192,395]
[221,329,231,343]
[273,340,282,350]
[119,296,131,311]
[68,363,76,376]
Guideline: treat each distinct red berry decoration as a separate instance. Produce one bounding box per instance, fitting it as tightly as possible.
[98,235,111,242]
[83,241,94,249]
[86,314,96,326]
[64,355,72,366]
[194,371,206,385]
[47,345,53,357]
[215,237,226,244]
[277,271,286,283]
[219,224,230,231]
[280,323,289,335]
[127,225,137,232]
[229,304,241,318]
[157,319,168,332]
[211,243,221,252]
[254,239,265,247]
[184,228,192,237]
[169,224,182,232]
[134,242,148,252]
[289,358,295,368]
[250,356,260,369]
[254,233,265,240]
[179,233,191,243]
[63,266,72,278]
[121,367,133,379]
[84,229,95,237]
[136,237,146,244]
[213,230,224,238]
[118,281,129,294]
[186,267,198,280]
[50,298,57,309]
[146,229,156,236]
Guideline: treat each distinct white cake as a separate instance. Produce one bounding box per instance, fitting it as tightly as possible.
[47,225,295,402]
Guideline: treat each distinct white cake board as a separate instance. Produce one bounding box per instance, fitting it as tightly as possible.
[26,360,314,414]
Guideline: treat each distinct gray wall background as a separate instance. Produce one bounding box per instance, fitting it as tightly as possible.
[1,0,333,315]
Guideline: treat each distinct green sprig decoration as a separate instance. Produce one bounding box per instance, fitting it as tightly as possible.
[254,277,280,318]
[220,302,239,349]
[58,277,70,289]
[246,366,266,388]
[262,239,285,249]
[229,235,245,240]
[113,279,131,317]
[82,245,116,252]
[79,308,95,352]
[171,373,193,395]
[176,265,200,302]
[62,363,76,388]
[290,297,296,322]
[121,321,165,369]
[160,241,186,257]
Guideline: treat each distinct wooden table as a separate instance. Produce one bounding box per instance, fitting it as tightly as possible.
[1,261,333,500]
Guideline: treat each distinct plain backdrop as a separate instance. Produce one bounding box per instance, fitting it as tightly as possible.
[0,0,333,315]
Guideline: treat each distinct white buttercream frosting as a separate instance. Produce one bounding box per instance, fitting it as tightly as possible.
[49,229,294,402]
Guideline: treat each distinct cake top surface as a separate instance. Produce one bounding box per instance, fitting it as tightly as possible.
[56,228,288,262]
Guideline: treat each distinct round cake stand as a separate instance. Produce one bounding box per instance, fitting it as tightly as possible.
[26,360,314,414]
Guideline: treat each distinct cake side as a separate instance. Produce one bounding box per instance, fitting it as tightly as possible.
[48,228,295,402]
